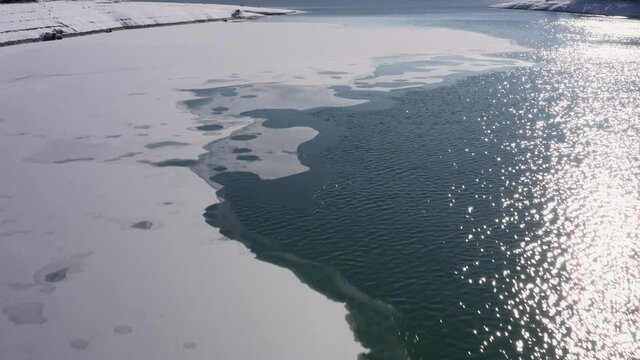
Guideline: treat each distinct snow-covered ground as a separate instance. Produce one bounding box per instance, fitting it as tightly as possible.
[0,8,528,360]
[492,0,640,19]
[0,0,295,46]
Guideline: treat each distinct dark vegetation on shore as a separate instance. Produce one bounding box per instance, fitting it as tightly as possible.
[1,0,38,3]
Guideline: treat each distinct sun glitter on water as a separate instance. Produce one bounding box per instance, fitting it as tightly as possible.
[469,16,640,360]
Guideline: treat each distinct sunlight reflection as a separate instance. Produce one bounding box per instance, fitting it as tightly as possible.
[469,15,640,359]
[513,17,640,360]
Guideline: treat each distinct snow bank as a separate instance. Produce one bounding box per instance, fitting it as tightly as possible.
[0,0,296,46]
[492,0,640,19]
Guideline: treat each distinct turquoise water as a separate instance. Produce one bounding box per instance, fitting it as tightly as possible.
[179,5,640,360]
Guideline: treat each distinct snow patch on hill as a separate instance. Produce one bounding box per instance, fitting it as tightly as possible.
[0,0,296,45]
[493,0,640,18]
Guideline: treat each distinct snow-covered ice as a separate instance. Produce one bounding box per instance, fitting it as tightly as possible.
[492,0,640,19]
[0,15,528,360]
[0,0,296,45]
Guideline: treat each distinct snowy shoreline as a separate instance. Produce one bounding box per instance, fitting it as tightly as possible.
[0,0,297,46]
[492,0,640,19]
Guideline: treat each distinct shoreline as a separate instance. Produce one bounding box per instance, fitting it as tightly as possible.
[0,18,245,48]
[492,0,640,19]
[0,0,297,47]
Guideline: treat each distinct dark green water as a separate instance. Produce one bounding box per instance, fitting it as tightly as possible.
[198,66,543,359]
[180,7,640,360]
